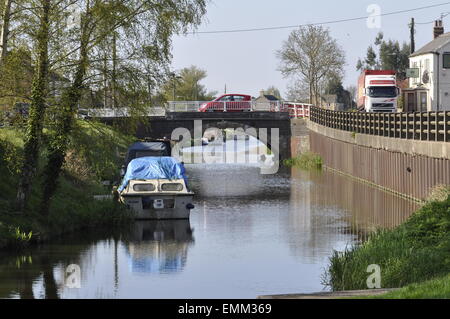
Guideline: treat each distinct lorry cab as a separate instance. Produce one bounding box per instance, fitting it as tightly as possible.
[358,70,399,113]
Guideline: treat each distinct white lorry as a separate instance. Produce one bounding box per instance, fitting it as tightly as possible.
[357,70,400,112]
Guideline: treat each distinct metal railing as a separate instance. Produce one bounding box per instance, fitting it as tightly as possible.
[167,101,206,112]
[81,102,313,118]
[310,106,450,142]
[167,100,312,116]
[285,103,311,118]
[82,107,166,118]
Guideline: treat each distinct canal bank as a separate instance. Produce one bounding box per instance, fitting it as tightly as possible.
[306,120,450,201]
[0,121,135,248]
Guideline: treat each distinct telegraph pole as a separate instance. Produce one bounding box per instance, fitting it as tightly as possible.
[409,18,415,54]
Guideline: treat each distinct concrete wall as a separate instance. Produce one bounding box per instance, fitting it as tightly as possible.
[308,120,450,201]
[291,119,310,156]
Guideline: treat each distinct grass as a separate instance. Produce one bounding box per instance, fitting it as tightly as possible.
[283,151,323,170]
[323,195,450,292]
[0,120,136,248]
[370,274,450,299]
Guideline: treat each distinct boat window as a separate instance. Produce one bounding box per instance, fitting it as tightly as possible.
[133,183,156,192]
[161,183,184,191]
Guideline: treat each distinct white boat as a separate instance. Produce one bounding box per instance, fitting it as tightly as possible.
[118,157,195,220]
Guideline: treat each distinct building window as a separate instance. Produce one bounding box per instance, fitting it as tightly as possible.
[443,53,450,68]
[412,62,418,84]
[420,92,427,112]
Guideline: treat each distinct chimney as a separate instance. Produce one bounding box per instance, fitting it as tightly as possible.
[434,20,444,39]
[260,90,265,97]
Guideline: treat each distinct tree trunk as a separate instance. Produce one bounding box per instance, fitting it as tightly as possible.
[112,32,117,108]
[16,0,51,212]
[103,50,107,107]
[40,6,90,216]
[0,0,12,64]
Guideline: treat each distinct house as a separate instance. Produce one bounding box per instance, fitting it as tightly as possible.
[403,20,450,111]
[320,94,345,111]
[254,90,280,111]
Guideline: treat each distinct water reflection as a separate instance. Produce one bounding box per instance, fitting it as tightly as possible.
[125,220,194,274]
[0,165,420,298]
[284,168,419,261]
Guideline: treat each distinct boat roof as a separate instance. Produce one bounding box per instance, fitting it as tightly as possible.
[118,157,187,192]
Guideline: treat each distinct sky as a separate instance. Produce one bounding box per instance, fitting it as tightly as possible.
[170,0,450,99]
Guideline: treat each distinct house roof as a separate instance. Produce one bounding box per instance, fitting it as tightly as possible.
[262,94,279,101]
[410,32,450,57]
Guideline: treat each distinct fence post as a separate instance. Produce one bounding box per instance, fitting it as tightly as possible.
[445,111,448,142]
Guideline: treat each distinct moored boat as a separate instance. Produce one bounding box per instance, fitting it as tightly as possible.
[118,156,194,220]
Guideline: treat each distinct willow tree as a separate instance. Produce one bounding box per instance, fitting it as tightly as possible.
[39,0,207,215]
[277,25,345,106]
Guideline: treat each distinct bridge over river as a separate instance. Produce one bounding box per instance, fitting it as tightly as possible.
[91,104,450,201]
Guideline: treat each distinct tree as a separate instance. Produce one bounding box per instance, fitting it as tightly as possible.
[39,0,208,215]
[16,0,52,211]
[357,32,410,80]
[277,25,345,106]
[346,85,357,108]
[162,65,216,101]
[324,74,354,109]
[0,0,12,63]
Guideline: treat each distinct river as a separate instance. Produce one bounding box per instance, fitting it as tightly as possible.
[0,162,419,299]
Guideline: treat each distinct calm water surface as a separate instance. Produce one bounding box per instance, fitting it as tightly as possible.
[0,165,419,299]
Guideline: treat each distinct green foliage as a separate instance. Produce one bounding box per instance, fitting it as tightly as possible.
[0,46,33,111]
[13,227,32,242]
[369,274,450,299]
[0,124,134,248]
[283,151,323,170]
[426,184,450,203]
[324,196,450,291]
[324,74,354,108]
[162,65,217,101]
[69,120,134,181]
[0,129,23,175]
[357,32,410,80]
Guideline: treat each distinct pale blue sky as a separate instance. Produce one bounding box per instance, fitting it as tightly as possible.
[171,0,450,98]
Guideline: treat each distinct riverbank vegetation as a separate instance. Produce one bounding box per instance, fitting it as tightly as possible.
[283,151,323,170]
[324,193,450,295]
[370,274,450,299]
[0,1,208,248]
[0,121,135,248]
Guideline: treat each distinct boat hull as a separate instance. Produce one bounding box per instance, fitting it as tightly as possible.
[121,194,194,220]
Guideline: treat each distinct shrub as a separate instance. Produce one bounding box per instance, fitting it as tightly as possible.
[284,151,323,170]
[324,196,450,291]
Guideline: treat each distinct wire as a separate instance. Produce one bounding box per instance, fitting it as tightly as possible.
[415,12,450,24]
[189,2,450,34]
